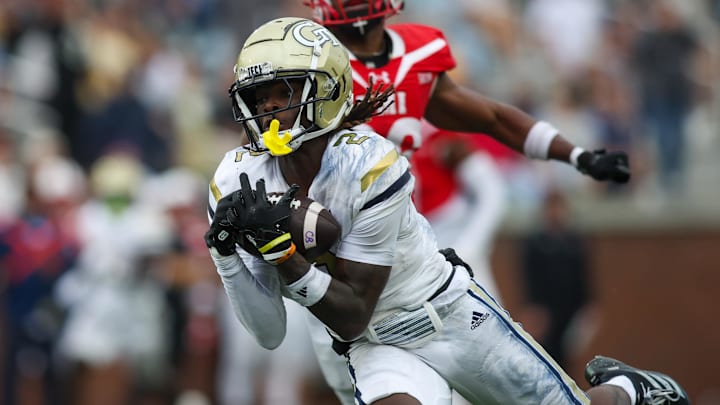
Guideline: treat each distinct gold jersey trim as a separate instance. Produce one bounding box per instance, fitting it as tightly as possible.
[361,149,399,192]
[210,178,222,202]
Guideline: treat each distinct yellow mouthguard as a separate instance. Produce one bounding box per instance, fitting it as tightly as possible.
[263,119,293,156]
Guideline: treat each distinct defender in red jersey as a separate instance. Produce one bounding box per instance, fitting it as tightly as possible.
[348,23,455,154]
[307,0,630,184]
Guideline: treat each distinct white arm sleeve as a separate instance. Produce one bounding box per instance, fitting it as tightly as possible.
[452,153,507,259]
[210,249,287,349]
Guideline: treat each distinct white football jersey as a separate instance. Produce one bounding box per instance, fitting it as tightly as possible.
[208,128,451,322]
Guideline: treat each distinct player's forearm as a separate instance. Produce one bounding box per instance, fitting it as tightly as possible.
[210,251,287,349]
[310,279,378,340]
[277,254,376,340]
[490,107,630,183]
[428,84,578,164]
[475,100,578,164]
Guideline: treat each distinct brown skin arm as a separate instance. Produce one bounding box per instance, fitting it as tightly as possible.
[425,73,577,162]
[277,253,390,341]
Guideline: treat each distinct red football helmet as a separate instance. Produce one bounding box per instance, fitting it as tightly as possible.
[306,0,404,26]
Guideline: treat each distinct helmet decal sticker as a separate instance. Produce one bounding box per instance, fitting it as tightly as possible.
[236,62,274,84]
[292,21,340,49]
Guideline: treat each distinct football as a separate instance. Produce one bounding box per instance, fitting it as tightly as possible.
[268,194,341,261]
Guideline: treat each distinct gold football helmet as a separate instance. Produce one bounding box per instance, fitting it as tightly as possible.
[229,17,353,154]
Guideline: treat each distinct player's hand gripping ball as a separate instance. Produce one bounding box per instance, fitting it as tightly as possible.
[225,172,340,263]
[224,173,299,265]
[267,193,341,262]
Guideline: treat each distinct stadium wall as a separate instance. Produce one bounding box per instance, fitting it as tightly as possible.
[492,230,720,403]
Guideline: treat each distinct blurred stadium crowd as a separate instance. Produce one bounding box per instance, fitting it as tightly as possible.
[1,0,718,404]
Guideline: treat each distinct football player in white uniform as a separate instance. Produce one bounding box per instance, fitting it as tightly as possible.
[303,1,632,403]
[204,17,689,405]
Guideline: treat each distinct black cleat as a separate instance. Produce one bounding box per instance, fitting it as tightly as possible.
[585,356,690,405]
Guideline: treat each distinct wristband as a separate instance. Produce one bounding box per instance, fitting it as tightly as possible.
[524,121,559,160]
[259,233,296,265]
[569,146,585,168]
[286,264,331,307]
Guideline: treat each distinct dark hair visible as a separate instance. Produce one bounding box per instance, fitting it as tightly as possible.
[341,78,395,129]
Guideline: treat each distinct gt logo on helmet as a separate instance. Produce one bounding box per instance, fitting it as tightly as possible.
[292,21,340,49]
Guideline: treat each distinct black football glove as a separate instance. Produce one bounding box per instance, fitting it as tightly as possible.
[204,193,241,256]
[576,149,631,183]
[226,172,300,265]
